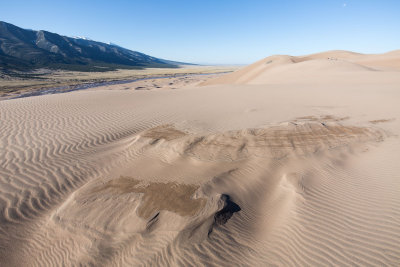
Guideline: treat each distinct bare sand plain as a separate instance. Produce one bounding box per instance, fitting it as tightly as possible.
[0,50,400,266]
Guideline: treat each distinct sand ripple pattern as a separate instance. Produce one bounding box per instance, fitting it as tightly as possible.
[0,91,399,266]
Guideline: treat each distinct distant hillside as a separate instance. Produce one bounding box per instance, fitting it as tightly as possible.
[0,21,183,72]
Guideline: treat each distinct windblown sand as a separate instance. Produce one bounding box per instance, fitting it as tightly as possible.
[1,50,400,266]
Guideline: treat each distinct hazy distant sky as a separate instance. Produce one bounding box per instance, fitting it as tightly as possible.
[1,0,399,64]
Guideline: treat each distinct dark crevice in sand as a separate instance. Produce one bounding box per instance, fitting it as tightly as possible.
[208,194,241,236]
[146,212,160,232]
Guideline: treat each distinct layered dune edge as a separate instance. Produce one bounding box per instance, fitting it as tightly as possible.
[1,50,400,266]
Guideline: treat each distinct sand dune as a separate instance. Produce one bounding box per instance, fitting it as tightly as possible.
[1,50,400,266]
[203,50,400,85]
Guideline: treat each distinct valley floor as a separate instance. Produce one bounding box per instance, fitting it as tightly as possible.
[0,65,237,100]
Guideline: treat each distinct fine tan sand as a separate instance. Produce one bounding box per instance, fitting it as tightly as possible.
[1,50,400,266]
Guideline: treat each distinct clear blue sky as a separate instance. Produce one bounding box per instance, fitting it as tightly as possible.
[1,0,399,64]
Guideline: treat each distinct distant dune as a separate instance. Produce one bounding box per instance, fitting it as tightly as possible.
[202,50,400,85]
[1,50,400,266]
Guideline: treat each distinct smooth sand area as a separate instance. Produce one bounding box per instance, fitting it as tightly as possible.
[1,50,400,266]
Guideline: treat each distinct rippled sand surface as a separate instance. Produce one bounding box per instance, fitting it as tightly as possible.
[1,50,400,266]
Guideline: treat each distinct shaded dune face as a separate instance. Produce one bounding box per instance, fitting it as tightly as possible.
[208,194,241,236]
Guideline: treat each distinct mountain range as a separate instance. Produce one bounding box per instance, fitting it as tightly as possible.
[0,21,183,72]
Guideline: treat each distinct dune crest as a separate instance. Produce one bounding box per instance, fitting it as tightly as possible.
[202,50,400,85]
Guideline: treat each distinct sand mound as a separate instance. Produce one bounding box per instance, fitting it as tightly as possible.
[1,50,400,266]
[142,121,383,161]
[354,50,400,70]
[203,50,400,85]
